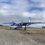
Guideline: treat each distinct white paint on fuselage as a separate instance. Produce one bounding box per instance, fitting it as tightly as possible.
[10,26,18,28]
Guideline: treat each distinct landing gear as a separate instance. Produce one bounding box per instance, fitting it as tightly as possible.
[24,25,26,31]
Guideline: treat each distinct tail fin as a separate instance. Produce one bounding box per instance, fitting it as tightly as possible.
[29,17,31,23]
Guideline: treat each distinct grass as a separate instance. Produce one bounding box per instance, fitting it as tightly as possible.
[20,28,45,34]
[0,26,10,29]
[0,26,45,34]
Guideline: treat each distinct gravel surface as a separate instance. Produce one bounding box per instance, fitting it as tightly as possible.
[0,29,44,45]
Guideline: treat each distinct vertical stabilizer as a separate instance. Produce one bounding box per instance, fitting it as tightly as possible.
[29,17,31,23]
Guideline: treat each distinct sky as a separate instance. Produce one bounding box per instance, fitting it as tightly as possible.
[0,0,45,23]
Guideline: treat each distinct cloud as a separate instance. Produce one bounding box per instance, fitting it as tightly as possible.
[0,0,28,16]
[22,12,36,17]
[0,0,45,22]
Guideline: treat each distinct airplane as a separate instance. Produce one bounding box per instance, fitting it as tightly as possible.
[9,17,43,30]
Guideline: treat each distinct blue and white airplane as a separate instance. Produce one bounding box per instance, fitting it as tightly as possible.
[8,17,44,30]
[2,17,44,30]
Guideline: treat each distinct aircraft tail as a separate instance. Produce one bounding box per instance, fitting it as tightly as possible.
[29,17,31,23]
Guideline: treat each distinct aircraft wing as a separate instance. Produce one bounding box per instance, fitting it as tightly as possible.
[19,22,43,26]
[30,22,42,24]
